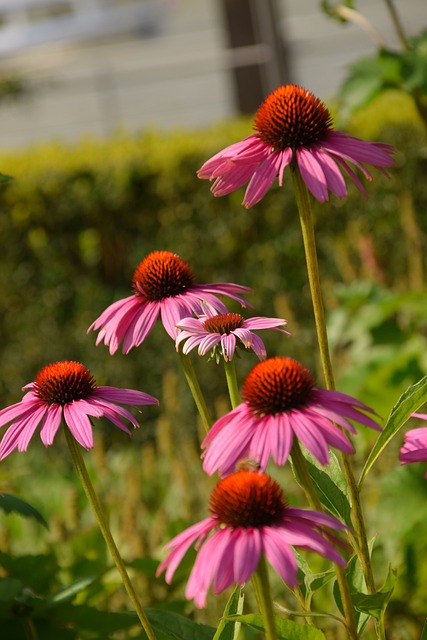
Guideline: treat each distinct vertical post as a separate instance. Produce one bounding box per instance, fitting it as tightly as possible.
[219,0,291,114]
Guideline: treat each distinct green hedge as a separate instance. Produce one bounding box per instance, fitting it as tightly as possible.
[0,90,426,432]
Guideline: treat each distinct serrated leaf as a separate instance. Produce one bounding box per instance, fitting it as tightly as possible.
[0,493,48,528]
[233,614,326,639]
[359,376,427,484]
[308,570,336,593]
[304,452,351,527]
[213,585,244,640]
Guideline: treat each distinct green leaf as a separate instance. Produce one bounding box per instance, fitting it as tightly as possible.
[146,609,216,640]
[0,577,22,602]
[421,619,427,640]
[213,585,244,640]
[304,452,352,527]
[338,52,402,119]
[0,173,12,183]
[233,614,326,639]
[46,576,97,605]
[0,493,48,528]
[359,375,427,484]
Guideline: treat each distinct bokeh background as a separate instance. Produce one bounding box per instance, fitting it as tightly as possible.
[0,1,426,638]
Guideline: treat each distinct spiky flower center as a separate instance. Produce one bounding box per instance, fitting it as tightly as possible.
[254,84,333,150]
[203,313,244,335]
[242,357,314,416]
[209,470,286,528]
[132,251,195,301]
[33,361,96,405]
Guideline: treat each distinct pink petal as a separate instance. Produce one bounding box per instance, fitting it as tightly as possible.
[296,147,329,202]
[40,404,63,446]
[63,404,94,449]
[95,386,158,406]
[243,151,282,208]
[262,527,298,587]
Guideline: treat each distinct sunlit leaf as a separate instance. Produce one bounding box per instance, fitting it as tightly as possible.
[232,614,326,639]
[359,376,427,484]
[213,585,244,640]
[304,452,351,526]
[46,576,97,605]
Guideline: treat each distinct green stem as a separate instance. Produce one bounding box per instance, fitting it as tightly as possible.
[223,358,241,409]
[178,350,213,433]
[383,0,409,50]
[64,428,157,640]
[251,554,278,640]
[22,618,38,640]
[291,169,381,634]
[290,440,358,640]
[290,169,334,389]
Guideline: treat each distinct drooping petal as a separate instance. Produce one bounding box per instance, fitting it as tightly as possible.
[40,404,63,446]
[232,528,262,584]
[243,150,283,208]
[122,300,160,352]
[311,146,348,198]
[157,517,216,584]
[95,386,158,406]
[262,526,298,587]
[64,404,94,449]
[290,410,330,465]
[0,405,47,459]
[296,147,329,202]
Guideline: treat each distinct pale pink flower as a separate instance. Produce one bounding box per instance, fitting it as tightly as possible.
[175,306,289,361]
[88,250,251,354]
[198,84,394,208]
[400,414,427,476]
[0,361,158,459]
[202,357,381,477]
[157,469,348,608]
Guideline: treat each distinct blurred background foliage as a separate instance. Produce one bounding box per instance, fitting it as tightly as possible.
[0,88,427,637]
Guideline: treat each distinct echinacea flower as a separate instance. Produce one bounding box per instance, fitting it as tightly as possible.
[202,357,381,476]
[400,414,427,476]
[0,361,158,459]
[88,250,252,354]
[156,469,348,607]
[198,84,394,207]
[175,306,289,361]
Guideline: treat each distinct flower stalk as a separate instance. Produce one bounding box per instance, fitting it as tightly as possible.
[64,427,157,640]
[291,166,380,630]
[223,358,241,409]
[178,350,213,432]
[251,554,278,640]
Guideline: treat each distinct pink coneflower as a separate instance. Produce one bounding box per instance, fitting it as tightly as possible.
[88,250,251,354]
[156,469,348,608]
[400,414,427,476]
[0,361,159,459]
[175,306,289,361]
[197,84,394,207]
[202,357,381,477]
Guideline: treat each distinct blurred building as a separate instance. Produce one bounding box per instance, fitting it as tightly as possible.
[0,0,423,148]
